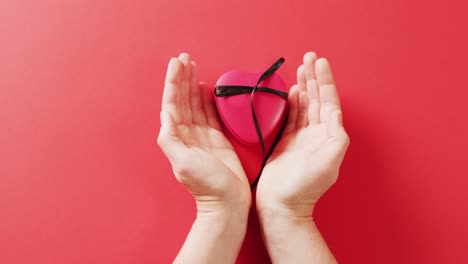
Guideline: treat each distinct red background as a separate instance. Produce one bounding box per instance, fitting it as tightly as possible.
[1,0,468,263]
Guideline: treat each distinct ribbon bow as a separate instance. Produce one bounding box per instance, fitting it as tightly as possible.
[214,58,289,189]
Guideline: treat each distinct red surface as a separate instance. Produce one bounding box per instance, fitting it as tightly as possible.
[1,0,468,263]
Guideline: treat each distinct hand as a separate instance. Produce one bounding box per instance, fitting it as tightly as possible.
[257,52,350,217]
[157,53,251,215]
[158,54,251,263]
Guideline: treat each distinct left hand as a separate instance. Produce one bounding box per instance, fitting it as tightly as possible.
[158,54,251,216]
[158,54,251,263]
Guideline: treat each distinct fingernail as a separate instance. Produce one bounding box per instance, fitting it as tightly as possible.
[168,57,177,65]
[179,53,190,60]
[304,52,317,61]
[317,58,329,67]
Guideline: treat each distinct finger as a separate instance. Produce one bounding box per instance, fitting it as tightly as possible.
[162,58,184,124]
[157,110,188,163]
[296,65,309,127]
[178,53,193,124]
[325,110,349,164]
[316,58,341,123]
[200,82,222,131]
[297,89,309,128]
[284,84,300,134]
[303,51,318,80]
[188,61,206,125]
[303,52,320,124]
[297,64,307,92]
[307,79,320,124]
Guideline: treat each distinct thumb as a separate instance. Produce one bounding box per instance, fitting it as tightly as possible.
[157,110,187,162]
[325,110,350,163]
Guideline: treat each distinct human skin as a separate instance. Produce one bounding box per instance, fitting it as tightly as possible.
[256,52,349,263]
[158,52,349,263]
[158,53,251,263]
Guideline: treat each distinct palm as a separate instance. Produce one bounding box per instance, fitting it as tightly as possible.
[274,124,328,157]
[258,53,349,209]
[171,123,246,195]
[263,124,340,205]
[158,54,249,201]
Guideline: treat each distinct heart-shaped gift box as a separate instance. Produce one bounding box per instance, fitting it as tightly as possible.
[214,58,289,188]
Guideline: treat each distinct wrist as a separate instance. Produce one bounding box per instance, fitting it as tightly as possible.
[175,196,250,264]
[193,203,250,249]
[256,204,337,264]
[195,208,249,232]
[195,194,251,238]
[195,190,251,217]
[196,202,250,224]
[256,195,315,220]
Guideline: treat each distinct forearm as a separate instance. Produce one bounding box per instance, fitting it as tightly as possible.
[258,206,337,264]
[174,207,248,264]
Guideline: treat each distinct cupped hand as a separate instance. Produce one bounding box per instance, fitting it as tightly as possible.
[158,54,251,215]
[257,52,350,217]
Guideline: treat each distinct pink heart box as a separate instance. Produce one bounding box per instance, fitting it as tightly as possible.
[214,71,288,145]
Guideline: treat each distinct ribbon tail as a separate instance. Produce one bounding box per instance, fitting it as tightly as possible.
[250,107,289,190]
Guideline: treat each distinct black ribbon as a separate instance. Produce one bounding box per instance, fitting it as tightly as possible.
[215,58,289,190]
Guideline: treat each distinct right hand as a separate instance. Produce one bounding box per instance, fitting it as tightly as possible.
[257,52,350,217]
